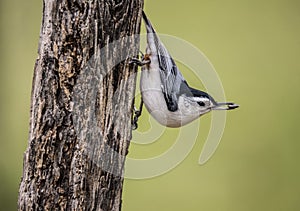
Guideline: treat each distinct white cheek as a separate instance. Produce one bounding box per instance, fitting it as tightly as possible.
[183,98,190,108]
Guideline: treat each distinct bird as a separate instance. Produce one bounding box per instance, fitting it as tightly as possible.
[130,11,239,128]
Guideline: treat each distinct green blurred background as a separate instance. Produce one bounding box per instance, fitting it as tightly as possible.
[1,0,300,210]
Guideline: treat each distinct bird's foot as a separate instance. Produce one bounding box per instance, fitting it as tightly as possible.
[132,98,144,130]
[129,57,150,67]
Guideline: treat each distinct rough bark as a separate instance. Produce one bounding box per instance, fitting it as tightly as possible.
[18,0,143,210]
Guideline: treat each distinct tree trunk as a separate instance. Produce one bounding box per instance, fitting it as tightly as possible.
[18,0,143,210]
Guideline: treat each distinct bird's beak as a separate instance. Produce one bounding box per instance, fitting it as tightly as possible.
[212,102,239,110]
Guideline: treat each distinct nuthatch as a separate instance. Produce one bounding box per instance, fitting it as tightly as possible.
[131,11,238,128]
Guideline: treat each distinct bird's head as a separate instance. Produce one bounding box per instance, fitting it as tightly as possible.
[188,88,239,115]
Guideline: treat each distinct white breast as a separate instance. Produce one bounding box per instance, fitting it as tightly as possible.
[140,57,202,127]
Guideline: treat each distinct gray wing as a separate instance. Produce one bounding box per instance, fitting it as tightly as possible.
[154,36,187,112]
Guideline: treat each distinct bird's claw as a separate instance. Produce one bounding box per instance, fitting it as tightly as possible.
[132,98,144,130]
[129,58,150,67]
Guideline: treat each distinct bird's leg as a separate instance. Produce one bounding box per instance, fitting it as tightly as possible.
[129,51,151,67]
[132,96,144,130]
[139,50,145,59]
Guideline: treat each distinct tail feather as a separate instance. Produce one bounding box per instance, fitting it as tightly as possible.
[142,11,155,33]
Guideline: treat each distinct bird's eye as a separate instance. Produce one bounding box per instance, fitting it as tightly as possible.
[199,101,206,107]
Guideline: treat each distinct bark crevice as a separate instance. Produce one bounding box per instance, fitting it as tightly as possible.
[18,0,143,210]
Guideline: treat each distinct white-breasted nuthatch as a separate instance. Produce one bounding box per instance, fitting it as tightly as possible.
[131,11,239,128]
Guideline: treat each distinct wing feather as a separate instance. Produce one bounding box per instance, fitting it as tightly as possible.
[155,34,186,111]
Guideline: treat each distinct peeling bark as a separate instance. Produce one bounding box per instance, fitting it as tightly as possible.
[18,0,143,210]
